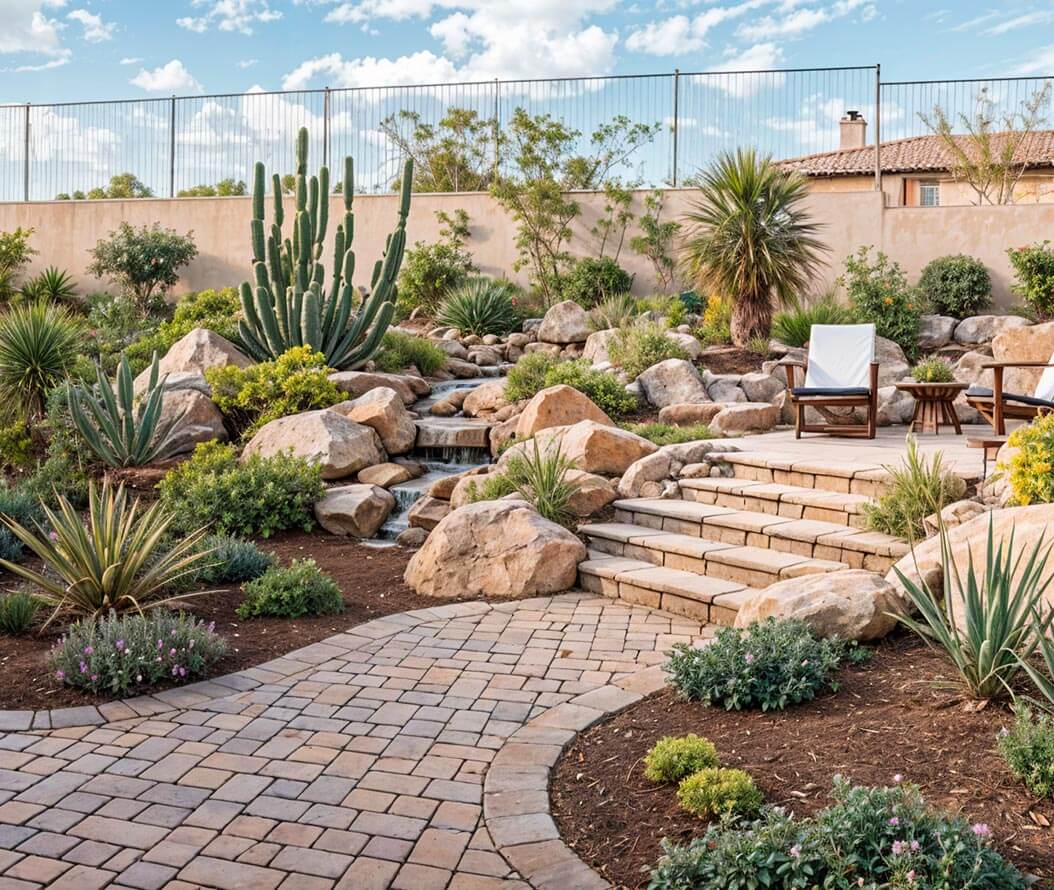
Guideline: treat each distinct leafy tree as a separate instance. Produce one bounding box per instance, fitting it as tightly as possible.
[591,182,634,261]
[87,223,198,313]
[630,190,680,292]
[177,178,247,197]
[0,228,36,301]
[397,209,477,314]
[57,172,153,201]
[380,107,500,192]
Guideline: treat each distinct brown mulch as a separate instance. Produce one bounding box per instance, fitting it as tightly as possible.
[698,345,770,375]
[551,634,1054,888]
[0,531,439,711]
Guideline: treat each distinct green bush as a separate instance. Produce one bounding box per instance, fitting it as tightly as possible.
[609,321,689,379]
[158,441,325,538]
[504,352,561,402]
[771,295,854,347]
[677,768,763,820]
[20,266,77,304]
[50,611,226,697]
[465,472,519,504]
[0,419,32,469]
[621,422,714,446]
[237,559,343,619]
[919,254,991,318]
[396,209,476,315]
[1007,411,1054,505]
[0,590,37,635]
[696,294,731,345]
[561,257,633,308]
[206,346,344,438]
[374,330,447,375]
[543,360,638,419]
[22,454,89,511]
[589,292,637,331]
[197,535,275,585]
[437,277,521,337]
[124,287,242,373]
[0,485,43,563]
[85,292,154,374]
[1000,703,1054,798]
[911,356,956,384]
[841,246,922,359]
[1008,241,1054,319]
[0,228,36,301]
[665,617,848,711]
[643,734,719,783]
[87,222,197,312]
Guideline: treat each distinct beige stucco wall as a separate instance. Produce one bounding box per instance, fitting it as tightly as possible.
[0,186,1048,309]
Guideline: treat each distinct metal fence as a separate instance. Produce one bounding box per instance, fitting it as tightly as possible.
[0,66,1051,201]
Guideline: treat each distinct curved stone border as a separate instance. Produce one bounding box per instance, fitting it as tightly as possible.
[485,662,669,889]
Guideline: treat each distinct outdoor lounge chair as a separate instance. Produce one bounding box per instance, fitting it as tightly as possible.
[782,323,879,439]
[965,353,1054,435]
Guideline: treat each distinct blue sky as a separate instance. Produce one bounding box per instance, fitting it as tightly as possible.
[1,1,1052,105]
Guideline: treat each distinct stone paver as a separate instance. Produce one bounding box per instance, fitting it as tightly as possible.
[0,593,707,888]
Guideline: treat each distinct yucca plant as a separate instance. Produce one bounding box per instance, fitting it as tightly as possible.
[0,299,80,418]
[771,292,854,347]
[21,267,77,304]
[437,276,521,337]
[505,439,580,527]
[68,353,186,467]
[0,480,212,627]
[894,518,1054,700]
[589,291,638,331]
[681,149,827,346]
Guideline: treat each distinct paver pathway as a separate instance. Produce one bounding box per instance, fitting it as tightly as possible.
[0,593,707,889]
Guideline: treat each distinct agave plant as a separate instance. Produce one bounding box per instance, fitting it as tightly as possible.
[437,276,521,337]
[770,291,854,347]
[0,480,212,627]
[505,439,580,527]
[68,353,186,467]
[20,266,78,304]
[894,517,1054,700]
[589,291,638,331]
[0,299,81,418]
[681,148,827,346]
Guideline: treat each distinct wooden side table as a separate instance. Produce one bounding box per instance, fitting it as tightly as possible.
[894,382,969,435]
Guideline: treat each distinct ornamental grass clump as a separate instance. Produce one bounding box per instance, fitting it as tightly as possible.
[665,617,848,711]
[503,440,580,527]
[51,611,225,697]
[770,293,853,347]
[643,734,719,783]
[608,320,689,379]
[0,590,37,635]
[437,276,521,337]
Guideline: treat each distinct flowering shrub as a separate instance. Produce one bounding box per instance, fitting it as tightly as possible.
[697,294,732,345]
[665,618,851,711]
[677,767,763,820]
[1007,241,1054,319]
[644,734,720,783]
[86,222,197,313]
[841,246,922,359]
[237,559,343,619]
[51,611,226,698]
[999,704,1054,798]
[1005,411,1054,505]
[649,776,1027,890]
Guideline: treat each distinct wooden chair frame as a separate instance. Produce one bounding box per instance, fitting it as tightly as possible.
[782,358,880,439]
[966,360,1054,436]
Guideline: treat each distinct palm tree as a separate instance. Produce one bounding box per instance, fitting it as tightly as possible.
[681,148,827,346]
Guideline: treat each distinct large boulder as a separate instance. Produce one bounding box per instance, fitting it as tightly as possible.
[740,371,786,403]
[135,328,250,392]
[315,484,395,537]
[710,402,780,435]
[917,315,958,350]
[565,469,618,517]
[992,320,1054,397]
[584,328,618,365]
[875,336,910,386]
[877,385,916,426]
[735,570,901,641]
[637,359,711,408]
[538,300,591,344]
[462,380,509,417]
[328,371,426,406]
[954,350,994,391]
[953,314,1031,345]
[158,388,227,455]
[658,402,724,426]
[242,410,385,480]
[668,332,703,360]
[501,420,657,476]
[404,500,586,598]
[515,385,612,438]
[331,387,416,455]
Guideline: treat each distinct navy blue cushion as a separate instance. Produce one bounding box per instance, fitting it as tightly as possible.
[966,386,1054,408]
[792,386,870,397]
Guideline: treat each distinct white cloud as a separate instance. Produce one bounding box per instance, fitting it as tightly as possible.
[238,58,258,69]
[984,11,1054,36]
[1012,45,1054,76]
[130,59,203,93]
[325,0,434,24]
[283,50,461,91]
[626,1,767,57]
[0,1,69,62]
[67,8,115,42]
[177,0,282,35]
[708,42,785,95]
[950,10,1000,32]
[737,0,872,41]
[119,56,142,65]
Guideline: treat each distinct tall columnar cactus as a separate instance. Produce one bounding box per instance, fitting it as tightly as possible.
[238,127,414,369]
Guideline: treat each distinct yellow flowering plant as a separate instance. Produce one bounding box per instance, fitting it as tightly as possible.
[1006,411,1054,505]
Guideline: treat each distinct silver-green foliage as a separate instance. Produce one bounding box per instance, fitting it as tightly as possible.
[69,353,185,468]
[239,126,414,370]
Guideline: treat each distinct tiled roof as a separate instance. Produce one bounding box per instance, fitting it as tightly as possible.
[776,130,1054,177]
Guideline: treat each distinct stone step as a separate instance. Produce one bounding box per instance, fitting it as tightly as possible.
[612,498,907,573]
[678,476,873,529]
[719,451,894,498]
[577,550,758,626]
[580,522,849,589]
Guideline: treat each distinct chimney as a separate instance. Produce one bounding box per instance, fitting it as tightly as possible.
[839,110,867,150]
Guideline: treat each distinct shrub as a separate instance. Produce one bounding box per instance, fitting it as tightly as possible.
[665,617,847,711]
[1008,241,1054,319]
[677,768,763,820]
[841,246,923,359]
[0,300,81,418]
[919,254,992,318]
[0,590,37,635]
[237,559,343,619]
[374,330,447,375]
[0,484,44,563]
[609,321,689,379]
[504,352,561,402]
[621,422,713,446]
[20,266,78,304]
[561,257,633,308]
[159,441,325,538]
[22,454,89,511]
[643,734,719,783]
[502,440,580,526]
[197,535,275,585]
[697,294,731,345]
[999,704,1054,798]
[911,356,956,384]
[862,437,965,539]
[638,293,687,328]
[589,292,638,331]
[124,287,242,372]
[0,480,210,626]
[465,472,519,504]
[543,360,638,419]
[51,611,226,697]
[0,228,36,301]
[770,294,854,347]
[0,419,33,469]
[85,292,154,374]
[396,209,476,315]
[206,346,344,438]
[87,222,198,312]
[437,276,521,337]
[1006,410,1054,505]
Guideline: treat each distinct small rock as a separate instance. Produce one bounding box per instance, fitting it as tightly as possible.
[332,386,416,455]
[408,496,450,530]
[358,462,414,488]
[917,315,958,350]
[710,402,780,435]
[396,527,429,548]
[658,403,724,426]
[315,484,395,537]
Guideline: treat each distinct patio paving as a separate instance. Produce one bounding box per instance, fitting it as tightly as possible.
[0,593,707,889]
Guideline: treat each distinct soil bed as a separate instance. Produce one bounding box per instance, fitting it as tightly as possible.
[697,345,770,375]
[0,532,436,711]
[551,634,1054,888]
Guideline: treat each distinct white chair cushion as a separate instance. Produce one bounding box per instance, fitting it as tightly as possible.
[804,324,876,391]
[1035,350,1054,402]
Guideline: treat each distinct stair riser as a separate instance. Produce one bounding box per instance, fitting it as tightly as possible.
[729,463,888,498]
[680,486,869,530]
[578,568,739,626]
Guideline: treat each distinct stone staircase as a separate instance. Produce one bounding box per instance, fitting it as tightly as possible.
[577,451,911,626]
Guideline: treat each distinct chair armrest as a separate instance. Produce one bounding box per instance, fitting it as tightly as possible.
[980,361,1054,369]
[781,358,807,389]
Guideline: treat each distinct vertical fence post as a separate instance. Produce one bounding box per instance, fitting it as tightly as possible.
[169,96,177,198]
[323,87,331,168]
[492,78,501,180]
[874,64,882,194]
[22,104,30,202]
[671,69,680,187]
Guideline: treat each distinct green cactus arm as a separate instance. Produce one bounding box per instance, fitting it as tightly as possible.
[271,174,284,228]
[343,156,354,211]
[291,289,305,347]
[341,300,395,370]
[317,166,329,249]
[252,162,265,220]
[296,127,308,175]
[255,285,287,356]
[302,289,322,348]
[251,219,265,266]
[296,174,307,214]
[329,227,345,297]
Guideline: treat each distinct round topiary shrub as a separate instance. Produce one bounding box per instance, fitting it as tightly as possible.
[644,734,720,783]
[677,767,763,819]
[918,254,991,319]
[562,257,633,308]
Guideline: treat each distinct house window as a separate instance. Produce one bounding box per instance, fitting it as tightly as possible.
[919,182,940,207]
